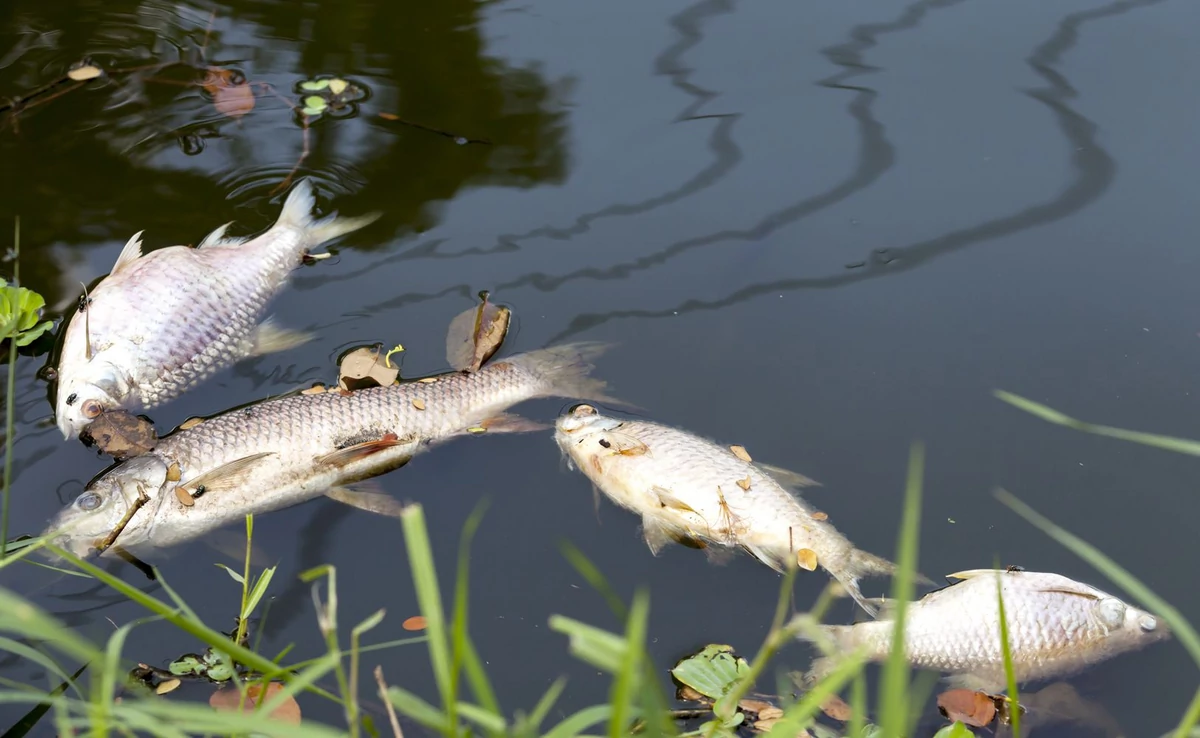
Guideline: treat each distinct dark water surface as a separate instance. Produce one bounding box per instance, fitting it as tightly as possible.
[2,0,1198,734]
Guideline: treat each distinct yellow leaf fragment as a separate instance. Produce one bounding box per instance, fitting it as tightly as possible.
[166,462,182,482]
[67,64,102,81]
[155,678,181,695]
[729,445,752,462]
[175,487,195,507]
[301,385,327,395]
[796,548,818,571]
[328,78,349,95]
[417,377,439,383]
[412,398,426,411]
[811,511,828,521]
[736,476,751,491]
[179,417,205,430]
[467,426,486,434]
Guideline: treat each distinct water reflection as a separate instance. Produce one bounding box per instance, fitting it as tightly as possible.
[0,0,570,309]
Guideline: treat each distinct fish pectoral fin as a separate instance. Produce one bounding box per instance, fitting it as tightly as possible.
[316,436,411,467]
[472,413,549,434]
[249,318,314,357]
[754,462,821,490]
[650,486,699,515]
[111,231,145,274]
[741,541,786,574]
[642,515,708,554]
[324,483,405,518]
[182,452,276,496]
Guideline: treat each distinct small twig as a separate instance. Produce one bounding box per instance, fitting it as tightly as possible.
[377,112,491,145]
[92,484,150,554]
[373,666,404,738]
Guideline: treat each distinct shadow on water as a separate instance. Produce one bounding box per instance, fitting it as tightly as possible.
[0,0,570,311]
[546,0,1160,343]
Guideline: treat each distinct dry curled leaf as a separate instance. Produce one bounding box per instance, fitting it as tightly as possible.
[80,410,157,460]
[821,693,853,721]
[338,344,399,391]
[796,548,818,571]
[446,291,511,372]
[412,398,426,411]
[937,689,997,728]
[166,462,182,482]
[210,681,301,725]
[402,615,427,631]
[736,477,752,491]
[729,445,752,462]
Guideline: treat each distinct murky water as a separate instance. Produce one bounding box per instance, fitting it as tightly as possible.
[1,0,1198,734]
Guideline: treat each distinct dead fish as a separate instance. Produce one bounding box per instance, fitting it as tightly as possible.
[798,568,1170,691]
[43,342,615,556]
[53,178,380,440]
[553,404,901,617]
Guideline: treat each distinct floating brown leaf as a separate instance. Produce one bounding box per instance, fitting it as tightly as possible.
[67,63,102,81]
[736,477,752,491]
[338,345,399,391]
[402,616,427,631]
[796,548,818,571]
[445,291,511,372]
[155,678,182,695]
[729,445,752,462]
[80,410,157,460]
[821,693,853,721]
[202,69,255,118]
[210,681,301,725]
[738,699,775,715]
[937,689,997,728]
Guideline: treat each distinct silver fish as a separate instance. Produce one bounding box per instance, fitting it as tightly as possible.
[798,568,1170,691]
[53,178,380,439]
[553,404,899,616]
[44,343,614,556]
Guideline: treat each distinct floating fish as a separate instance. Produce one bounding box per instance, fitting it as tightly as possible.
[53,178,380,439]
[44,342,615,556]
[553,404,900,616]
[798,568,1170,691]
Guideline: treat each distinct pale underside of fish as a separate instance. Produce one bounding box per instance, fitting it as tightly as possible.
[799,569,1169,692]
[53,178,380,439]
[44,342,614,556]
[553,404,901,617]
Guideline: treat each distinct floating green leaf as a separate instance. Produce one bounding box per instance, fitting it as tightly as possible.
[299,79,330,91]
[932,721,976,738]
[0,279,52,347]
[168,655,204,676]
[669,644,750,700]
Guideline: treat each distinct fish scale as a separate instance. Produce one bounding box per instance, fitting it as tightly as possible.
[44,342,614,555]
[53,178,379,439]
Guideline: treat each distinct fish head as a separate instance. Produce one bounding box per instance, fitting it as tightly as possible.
[54,364,128,440]
[553,403,626,464]
[43,455,169,557]
[1090,594,1172,650]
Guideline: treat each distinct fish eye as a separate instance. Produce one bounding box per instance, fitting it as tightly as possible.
[81,400,104,419]
[1139,615,1158,632]
[65,393,78,406]
[77,492,103,512]
[569,404,597,417]
[1097,598,1126,628]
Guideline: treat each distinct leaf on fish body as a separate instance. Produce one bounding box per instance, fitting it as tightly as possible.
[475,413,548,433]
[669,644,751,700]
[736,476,751,491]
[79,410,157,461]
[301,384,327,395]
[417,377,439,384]
[796,548,818,571]
[209,681,301,725]
[182,453,276,497]
[936,689,997,728]
[67,62,103,81]
[166,462,182,482]
[412,398,425,410]
[445,290,511,372]
[316,434,408,467]
[402,615,427,631]
[810,511,828,521]
[179,417,205,430]
[466,426,486,434]
[337,344,399,391]
[175,487,196,507]
[729,445,752,462]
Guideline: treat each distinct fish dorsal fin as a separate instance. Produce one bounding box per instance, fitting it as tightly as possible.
[316,434,411,467]
[324,481,405,518]
[754,462,821,490]
[651,485,698,515]
[111,231,145,275]
[945,568,1006,581]
[197,222,246,249]
[182,452,276,497]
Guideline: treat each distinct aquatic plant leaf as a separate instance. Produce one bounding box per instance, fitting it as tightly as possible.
[446,292,511,372]
[338,344,399,390]
[78,410,157,461]
[209,681,301,725]
[299,79,329,91]
[0,280,52,346]
[937,690,996,727]
[669,644,750,700]
[215,564,245,585]
[932,722,976,738]
[242,566,276,620]
[168,656,204,676]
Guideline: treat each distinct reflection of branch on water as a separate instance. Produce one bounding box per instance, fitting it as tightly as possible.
[548,0,1155,345]
[377,112,491,145]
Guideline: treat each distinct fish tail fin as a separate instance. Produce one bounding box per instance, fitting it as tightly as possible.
[794,624,858,686]
[506,342,624,405]
[827,548,901,619]
[275,178,382,250]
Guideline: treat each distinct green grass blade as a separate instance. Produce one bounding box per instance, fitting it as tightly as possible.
[0,639,85,700]
[257,651,340,719]
[1171,686,1200,738]
[548,615,628,674]
[1,216,19,561]
[877,443,924,735]
[399,504,454,733]
[456,702,508,733]
[608,588,648,738]
[387,685,450,732]
[451,500,501,728]
[994,568,1021,737]
[243,566,277,620]
[765,650,868,737]
[558,541,628,621]
[0,661,87,738]
[543,705,613,738]
[0,587,102,665]
[995,390,1200,457]
[994,489,1200,667]
[521,677,566,736]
